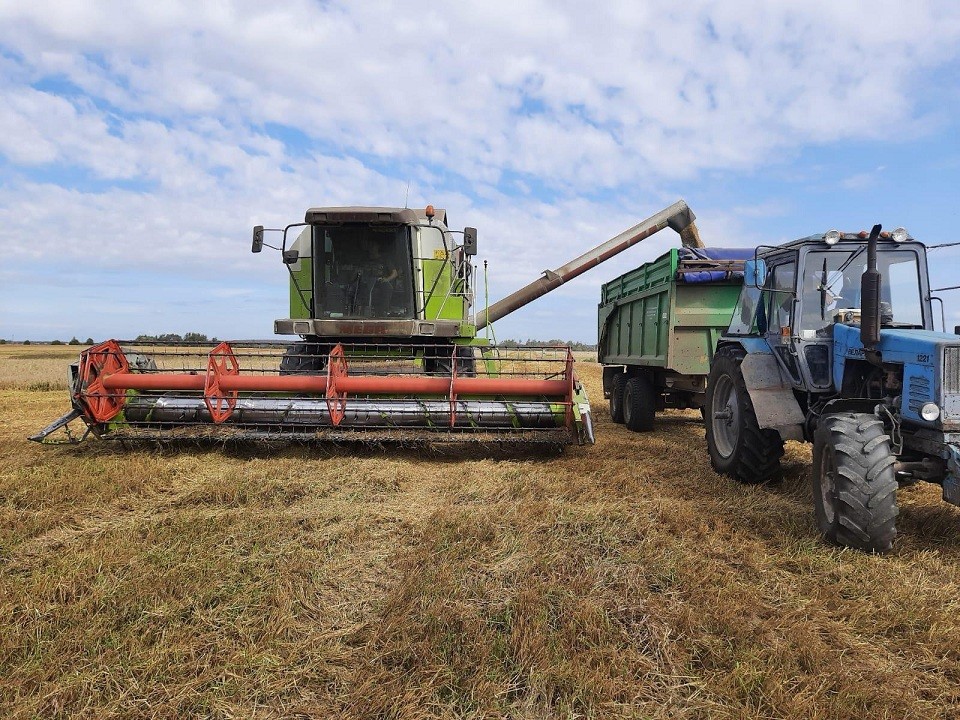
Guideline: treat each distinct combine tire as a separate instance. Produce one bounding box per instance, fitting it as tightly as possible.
[609,372,627,424]
[425,346,477,377]
[279,343,327,375]
[812,413,898,552]
[623,373,656,432]
[705,346,783,483]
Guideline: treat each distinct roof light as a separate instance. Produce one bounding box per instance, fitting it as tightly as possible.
[425,205,435,219]
[824,230,841,245]
[891,227,909,243]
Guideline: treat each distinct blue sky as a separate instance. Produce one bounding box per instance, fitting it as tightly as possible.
[1,1,960,342]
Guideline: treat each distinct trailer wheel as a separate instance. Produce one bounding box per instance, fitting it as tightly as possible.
[279,343,327,375]
[609,373,627,424]
[812,413,898,552]
[623,374,656,432]
[705,346,783,483]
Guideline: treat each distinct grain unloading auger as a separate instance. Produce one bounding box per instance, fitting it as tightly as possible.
[31,200,703,446]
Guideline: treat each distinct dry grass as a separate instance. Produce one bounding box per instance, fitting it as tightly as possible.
[2,342,960,718]
[0,344,81,391]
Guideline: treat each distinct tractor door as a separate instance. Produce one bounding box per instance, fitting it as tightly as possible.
[762,257,804,386]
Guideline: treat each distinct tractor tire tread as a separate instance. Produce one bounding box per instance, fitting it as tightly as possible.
[812,412,898,553]
[705,345,784,484]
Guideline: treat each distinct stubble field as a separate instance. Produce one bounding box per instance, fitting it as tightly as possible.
[1,343,959,718]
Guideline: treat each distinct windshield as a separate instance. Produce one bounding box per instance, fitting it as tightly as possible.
[799,248,924,333]
[313,225,414,319]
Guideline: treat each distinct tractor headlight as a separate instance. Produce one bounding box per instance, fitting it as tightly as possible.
[921,402,941,421]
[891,227,909,243]
[824,230,841,246]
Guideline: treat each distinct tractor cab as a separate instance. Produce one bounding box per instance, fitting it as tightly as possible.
[727,229,933,392]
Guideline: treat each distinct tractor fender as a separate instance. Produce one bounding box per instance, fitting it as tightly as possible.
[736,349,805,441]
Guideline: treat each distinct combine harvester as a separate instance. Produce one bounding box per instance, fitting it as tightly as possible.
[31,201,703,447]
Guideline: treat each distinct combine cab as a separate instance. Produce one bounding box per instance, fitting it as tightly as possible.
[32,201,704,447]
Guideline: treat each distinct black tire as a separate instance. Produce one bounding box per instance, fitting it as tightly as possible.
[623,373,656,432]
[812,413,898,552]
[609,373,627,424]
[424,345,477,377]
[705,346,784,483]
[279,343,327,375]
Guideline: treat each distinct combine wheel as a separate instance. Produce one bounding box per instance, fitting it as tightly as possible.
[812,413,898,552]
[279,343,327,375]
[425,346,477,377]
[705,346,783,483]
[623,373,656,432]
[609,372,627,424]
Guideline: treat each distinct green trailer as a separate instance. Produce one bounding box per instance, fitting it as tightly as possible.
[598,246,752,431]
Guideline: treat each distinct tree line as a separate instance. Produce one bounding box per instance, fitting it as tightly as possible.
[498,339,596,350]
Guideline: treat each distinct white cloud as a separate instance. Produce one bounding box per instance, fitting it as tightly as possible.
[0,1,959,339]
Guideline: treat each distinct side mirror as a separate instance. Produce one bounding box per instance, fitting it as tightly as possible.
[745,258,767,288]
[252,225,264,253]
[463,226,478,256]
[282,249,299,264]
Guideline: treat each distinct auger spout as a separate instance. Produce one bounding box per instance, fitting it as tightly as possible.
[475,199,701,330]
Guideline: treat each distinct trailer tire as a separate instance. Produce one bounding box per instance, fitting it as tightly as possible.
[705,346,783,483]
[623,374,656,432]
[279,343,327,375]
[610,373,627,424]
[812,413,898,553]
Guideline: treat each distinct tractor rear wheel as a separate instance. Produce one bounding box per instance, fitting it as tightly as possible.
[705,346,784,483]
[623,373,656,432]
[609,372,627,424]
[812,413,898,552]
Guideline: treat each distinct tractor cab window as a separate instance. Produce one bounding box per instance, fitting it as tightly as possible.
[313,225,414,319]
[765,261,796,334]
[800,249,924,334]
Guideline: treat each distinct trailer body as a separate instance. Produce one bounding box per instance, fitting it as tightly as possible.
[598,247,750,428]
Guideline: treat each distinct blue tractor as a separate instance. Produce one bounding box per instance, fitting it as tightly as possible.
[705,224,958,552]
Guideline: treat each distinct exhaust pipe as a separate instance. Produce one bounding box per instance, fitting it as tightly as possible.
[860,224,882,366]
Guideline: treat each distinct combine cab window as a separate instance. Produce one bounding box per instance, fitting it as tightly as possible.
[800,249,924,333]
[312,225,415,319]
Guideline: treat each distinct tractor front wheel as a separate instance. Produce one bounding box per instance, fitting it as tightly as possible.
[812,413,898,552]
[705,346,783,484]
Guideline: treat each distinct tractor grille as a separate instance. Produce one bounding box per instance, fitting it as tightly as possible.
[945,347,960,395]
[907,375,932,414]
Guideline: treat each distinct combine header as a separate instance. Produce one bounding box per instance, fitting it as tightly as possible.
[32,200,703,446]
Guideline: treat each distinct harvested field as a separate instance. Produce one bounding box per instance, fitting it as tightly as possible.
[2,342,960,718]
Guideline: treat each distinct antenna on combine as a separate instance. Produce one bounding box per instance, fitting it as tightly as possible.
[404,180,410,208]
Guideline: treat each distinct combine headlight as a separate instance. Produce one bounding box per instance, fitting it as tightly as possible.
[824,230,841,246]
[921,402,941,421]
[891,227,909,243]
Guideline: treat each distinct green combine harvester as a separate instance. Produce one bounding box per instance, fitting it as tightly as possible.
[31,201,704,447]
